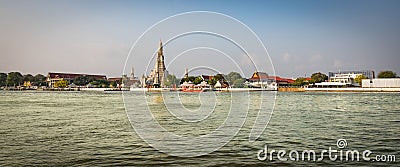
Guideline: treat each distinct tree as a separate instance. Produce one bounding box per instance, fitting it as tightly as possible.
[54,79,68,88]
[214,74,226,82]
[181,76,196,84]
[354,74,368,86]
[6,72,23,87]
[378,71,397,78]
[89,79,109,88]
[165,74,179,87]
[73,75,94,86]
[310,72,328,83]
[292,77,307,87]
[233,78,245,88]
[193,77,203,85]
[208,77,217,86]
[226,72,243,86]
[0,73,7,86]
[33,74,46,86]
[23,74,34,82]
[109,81,117,88]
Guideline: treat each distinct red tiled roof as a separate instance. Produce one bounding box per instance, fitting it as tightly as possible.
[267,76,295,83]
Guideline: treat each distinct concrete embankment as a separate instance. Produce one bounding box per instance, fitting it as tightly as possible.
[305,87,400,92]
[277,87,400,92]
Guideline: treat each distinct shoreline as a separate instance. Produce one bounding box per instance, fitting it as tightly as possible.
[2,87,400,92]
[278,87,400,92]
[305,87,400,92]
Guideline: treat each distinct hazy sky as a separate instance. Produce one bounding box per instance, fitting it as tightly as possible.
[1,0,399,78]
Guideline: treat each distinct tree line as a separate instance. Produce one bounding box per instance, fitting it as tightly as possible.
[0,72,46,87]
[52,75,115,88]
[0,72,116,88]
[2,70,397,88]
[164,72,246,88]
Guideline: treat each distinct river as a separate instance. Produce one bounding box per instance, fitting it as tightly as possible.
[0,91,398,166]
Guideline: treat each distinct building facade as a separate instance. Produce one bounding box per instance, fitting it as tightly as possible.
[362,78,400,88]
[315,70,375,87]
[46,72,106,87]
[329,70,375,80]
[247,71,277,89]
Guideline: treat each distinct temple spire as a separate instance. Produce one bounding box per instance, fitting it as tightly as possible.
[184,68,189,78]
[158,39,163,55]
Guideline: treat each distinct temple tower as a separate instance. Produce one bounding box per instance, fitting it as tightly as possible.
[184,68,189,78]
[153,40,166,87]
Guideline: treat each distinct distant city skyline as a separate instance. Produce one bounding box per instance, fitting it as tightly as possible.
[1,0,399,78]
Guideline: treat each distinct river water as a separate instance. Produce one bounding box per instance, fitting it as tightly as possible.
[0,91,398,166]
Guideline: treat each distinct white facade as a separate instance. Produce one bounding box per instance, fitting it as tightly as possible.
[362,78,400,88]
[315,72,367,87]
[329,73,362,86]
[248,81,277,90]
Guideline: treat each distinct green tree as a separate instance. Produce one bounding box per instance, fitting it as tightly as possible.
[193,76,203,85]
[110,81,117,88]
[6,72,23,87]
[354,74,368,86]
[214,74,226,82]
[233,78,245,88]
[0,73,7,86]
[208,77,217,86]
[89,79,109,88]
[165,74,179,87]
[226,72,243,85]
[23,74,34,82]
[310,72,328,83]
[33,74,46,86]
[378,70,397,78]
[98,79,110,88]
[181,76,196,83]
[292,77,307,87]
[54,79,68,88]
[74,76,94,86]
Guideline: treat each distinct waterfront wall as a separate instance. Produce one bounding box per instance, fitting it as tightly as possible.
[305,87,400,92]
[278,87,305,92]
[80,88,108,91]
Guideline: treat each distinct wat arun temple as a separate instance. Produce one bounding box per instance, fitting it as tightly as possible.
[141,40,168,88]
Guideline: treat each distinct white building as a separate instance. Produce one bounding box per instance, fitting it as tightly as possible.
[362,78,400,88]
[247,71,277,89]
[329,73,363,86]
[315,71,372,87]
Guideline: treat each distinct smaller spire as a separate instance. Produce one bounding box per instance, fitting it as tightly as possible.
[130,67,135,79]
[184,68,189,78]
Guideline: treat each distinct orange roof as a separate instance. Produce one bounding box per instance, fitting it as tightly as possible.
[267,76,295,83]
